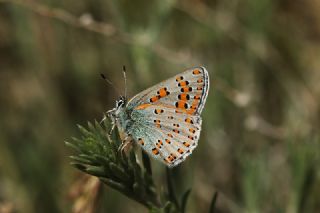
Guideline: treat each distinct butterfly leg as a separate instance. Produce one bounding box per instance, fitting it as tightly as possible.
[105,123,116,142]
[105,108,117,136]
[118,135,133,155]
[100,114,107,124]
[108,123,116,136]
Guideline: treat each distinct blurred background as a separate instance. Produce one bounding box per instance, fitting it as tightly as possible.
[0,0,320,212]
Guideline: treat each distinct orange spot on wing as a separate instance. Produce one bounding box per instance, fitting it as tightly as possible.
[189,128,196,133]
[194,95,201,100]
[197,79,203,83]
[177,148,185,154]
[178,93,190,101]
[191,99,200,110]
[173,129,180,134]
[154,119,161,124]
[154,120,161,128]
[135,103,176,113]
[178,81,189,87]
[158,88,169,97]
[176,76,184,82]
[176,101,188,109]
[135,103,152,110]
[186,109,196,114]
[188,135,194,140]
[152,148,159,155]
[175,108,191,114]
[185,118,193,124]
[181,86,192,92]
[155,109,164,114]
[193,69,201,75]
[150,96,159,103]
[167,156,174,162]
[171,153,177,159]
[183,142,190,147]
[138,138,145,146]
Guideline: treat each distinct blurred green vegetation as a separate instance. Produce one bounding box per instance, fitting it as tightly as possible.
[0,0,320,212]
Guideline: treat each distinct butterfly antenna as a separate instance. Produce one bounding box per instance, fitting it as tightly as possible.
[122,65,127,99]
[100,73,121,96]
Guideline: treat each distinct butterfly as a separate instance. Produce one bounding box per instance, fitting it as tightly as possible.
[106,67,209,167]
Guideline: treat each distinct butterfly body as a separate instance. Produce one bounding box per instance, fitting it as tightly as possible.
[107,67,209,167]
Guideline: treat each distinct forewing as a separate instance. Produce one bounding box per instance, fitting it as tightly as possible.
[127,66,209,115]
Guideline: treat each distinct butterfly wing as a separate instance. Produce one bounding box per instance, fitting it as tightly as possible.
[127,67,209,115]
[126,67,209,167]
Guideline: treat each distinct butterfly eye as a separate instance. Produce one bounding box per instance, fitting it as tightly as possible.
[116,96,126,107]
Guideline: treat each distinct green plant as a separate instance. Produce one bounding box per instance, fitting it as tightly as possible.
[66,118,218,213]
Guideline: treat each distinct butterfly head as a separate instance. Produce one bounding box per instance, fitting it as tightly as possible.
[116,96,126,108]
[106,96,127,122]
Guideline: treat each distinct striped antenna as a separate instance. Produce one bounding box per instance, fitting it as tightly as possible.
[122,65,127,99]
[100,73,121,96]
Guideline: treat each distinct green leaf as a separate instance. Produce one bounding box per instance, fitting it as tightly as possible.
[69,155,92,165]
[70,162,87,172]
[87,121,96,133]
[100,177,127,192]
[66,120,164,210]
[79,154,101,165]
[142,150,152,175]
[77,124,93,137]
[209,191,218,213]
[166,167,179,210]
[163,201,177,213]
[109,162,130,182]
[86,166,106,177]
[65,141,81,152]
[181,189,191,213]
